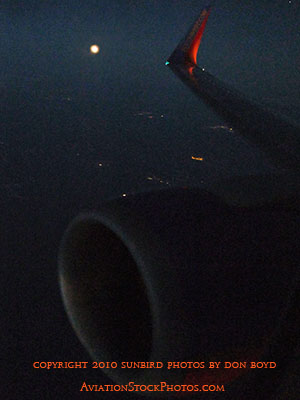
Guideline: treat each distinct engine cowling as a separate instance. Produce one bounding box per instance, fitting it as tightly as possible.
[58,188,298,398]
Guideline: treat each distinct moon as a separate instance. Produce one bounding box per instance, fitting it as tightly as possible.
[90,45,99,54]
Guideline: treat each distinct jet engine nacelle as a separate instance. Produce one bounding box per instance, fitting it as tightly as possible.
[58,188,298,398]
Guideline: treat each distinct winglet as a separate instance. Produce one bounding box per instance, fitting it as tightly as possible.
[167,5,212,66]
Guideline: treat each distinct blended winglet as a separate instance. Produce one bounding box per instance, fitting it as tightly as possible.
[167,5,212,66]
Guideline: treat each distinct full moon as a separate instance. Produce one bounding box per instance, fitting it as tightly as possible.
[90,45,99,54]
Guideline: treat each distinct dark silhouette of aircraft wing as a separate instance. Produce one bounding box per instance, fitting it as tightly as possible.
[166,5,300,173]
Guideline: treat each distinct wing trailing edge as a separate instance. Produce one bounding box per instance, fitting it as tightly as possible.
[167,5,212,66]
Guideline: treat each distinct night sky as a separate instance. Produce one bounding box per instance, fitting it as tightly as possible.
[1,1,299,399]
